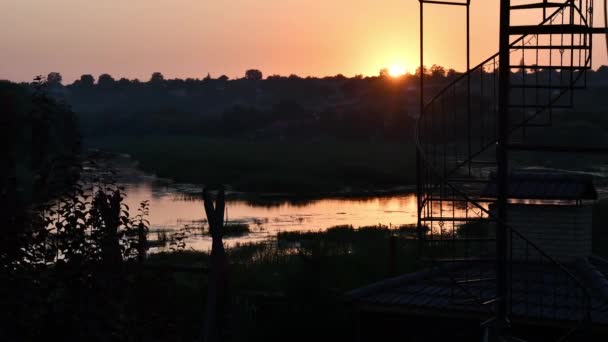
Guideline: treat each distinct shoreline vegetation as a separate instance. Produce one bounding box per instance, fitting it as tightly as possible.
[142,209,606,340]
[133,224,424,341]
[86,136,417,195]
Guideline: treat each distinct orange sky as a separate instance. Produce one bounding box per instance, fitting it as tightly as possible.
[1,0,606,82]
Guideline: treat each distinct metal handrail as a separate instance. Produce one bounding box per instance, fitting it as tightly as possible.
[415,0,594,329]
[416,0,593,208]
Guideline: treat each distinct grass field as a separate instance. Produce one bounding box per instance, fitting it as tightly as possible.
[87,136,417,194]
[144,224,421,341]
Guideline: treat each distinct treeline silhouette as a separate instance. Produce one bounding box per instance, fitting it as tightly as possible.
[36,67,458,141]
[29,66,608,142]
[0,78,213,341]
[0,78,81,205]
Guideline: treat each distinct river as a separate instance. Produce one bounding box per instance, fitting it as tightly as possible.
[101,153,607,252]
[99,154,418,251]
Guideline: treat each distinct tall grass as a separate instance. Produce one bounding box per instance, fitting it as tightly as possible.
[146,224,421,341]
[87,136,417,193]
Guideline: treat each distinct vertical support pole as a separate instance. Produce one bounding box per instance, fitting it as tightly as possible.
[417,0,424,236]
[466,0,472,176]
[497,0,511,334]
[388,235,397,276]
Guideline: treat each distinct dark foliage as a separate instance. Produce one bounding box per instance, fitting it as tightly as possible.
[0,180,152,341]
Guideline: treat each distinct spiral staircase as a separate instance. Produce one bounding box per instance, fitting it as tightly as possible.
[416,1,600,340]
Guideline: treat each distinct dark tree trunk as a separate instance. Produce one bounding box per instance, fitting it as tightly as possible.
[202,187,229,342]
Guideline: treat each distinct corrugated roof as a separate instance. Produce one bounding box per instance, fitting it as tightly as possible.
[347,257,608,325]
[481,172,598,200]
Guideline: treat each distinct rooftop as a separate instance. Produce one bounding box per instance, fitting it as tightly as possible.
[481,172,598,200]
[347,257,608,327]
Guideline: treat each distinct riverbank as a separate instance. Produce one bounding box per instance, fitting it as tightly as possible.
[143,224,421,341]
[86,136,417,195]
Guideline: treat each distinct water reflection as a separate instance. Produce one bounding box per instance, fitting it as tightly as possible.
[101,154,607,251]
[122,183,419,251]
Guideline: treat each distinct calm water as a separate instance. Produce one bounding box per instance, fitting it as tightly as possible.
[105,154,607,252]
[122,182,418,251]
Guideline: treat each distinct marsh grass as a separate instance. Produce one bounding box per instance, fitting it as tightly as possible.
[145,224,422,341]
[86,136,416,193]
[151,225,421,295]
[223,222,251,236]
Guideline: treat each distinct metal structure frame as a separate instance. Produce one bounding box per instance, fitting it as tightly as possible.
[417,0,608,338]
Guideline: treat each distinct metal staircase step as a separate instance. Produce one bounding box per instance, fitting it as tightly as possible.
[513,123,553,128]
[508,24,591,35]
[448,178,493,184]
[481,297,502,306]
[425,197,495,203]
[425,238,496,243]
[469,160,497,165]
[510,2,569,10]
[451,296,501,306]
[506,143,608,153]
[506,104,572,109]
[456,277,497,284]
[509,65,590,70]
[510,85,585,90]
[427,257,496,263]
[518,45,590,50]
[422,217,489,222]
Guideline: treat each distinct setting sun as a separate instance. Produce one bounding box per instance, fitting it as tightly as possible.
[388,64,407,77]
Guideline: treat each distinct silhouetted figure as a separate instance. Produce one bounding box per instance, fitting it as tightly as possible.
[202,186,229,342]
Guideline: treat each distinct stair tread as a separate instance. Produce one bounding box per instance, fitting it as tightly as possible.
[510,84,585,89]
[506,104,571,108]
[422,217,489,222]
[509,65,590,70]
[509,24,591,35]
[518,45,590,50]
[456,277,497,284]
[425,238,496,242]
[426,257,496,262]
[510,2,569,10]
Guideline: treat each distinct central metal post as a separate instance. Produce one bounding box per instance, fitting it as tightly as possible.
[496,0,511,332]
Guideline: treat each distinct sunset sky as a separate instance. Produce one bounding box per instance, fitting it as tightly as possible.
[1,0,606,83]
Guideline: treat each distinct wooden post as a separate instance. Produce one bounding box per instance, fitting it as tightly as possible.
[388,235,397,277]
[202,186,229,342]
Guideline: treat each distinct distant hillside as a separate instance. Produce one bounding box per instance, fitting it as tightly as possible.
[24,66,608,142]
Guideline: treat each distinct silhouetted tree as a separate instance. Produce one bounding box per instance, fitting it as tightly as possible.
[218,75,229,82]
[430,64,446,78]
[47,72,63,86]
[379,68,390,78]
[79,74,95,87]
[150,72,165,84]
[245,69,263,81]
[117,78,131,87]
[98,73,116,88]
[415,65,429,77]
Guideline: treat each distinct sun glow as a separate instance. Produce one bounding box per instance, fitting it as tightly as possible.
[388,64,407,77]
